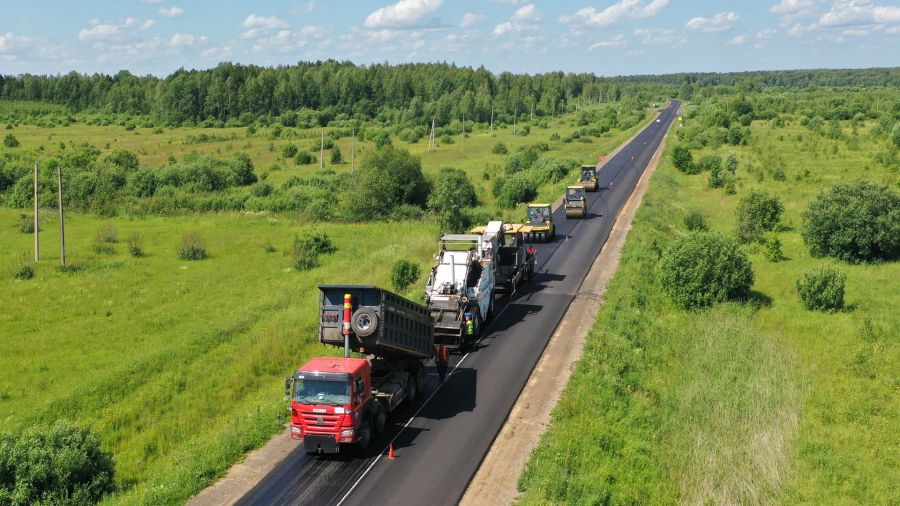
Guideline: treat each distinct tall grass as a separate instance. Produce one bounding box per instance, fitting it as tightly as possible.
[519,116,899,504]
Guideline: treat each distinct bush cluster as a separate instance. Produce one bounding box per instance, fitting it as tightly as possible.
[292,229,336,271]
[659,232,754,309]
[391,259,421,291]
[178,232,208,260]
[735,190,784,243]
[801,179,900,262]
[796,265,847,311]
[0,422,115,505]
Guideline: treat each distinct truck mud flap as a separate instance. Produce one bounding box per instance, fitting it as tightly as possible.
[304,434,339,454]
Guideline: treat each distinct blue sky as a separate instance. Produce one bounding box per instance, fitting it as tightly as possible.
[1,0,898,77]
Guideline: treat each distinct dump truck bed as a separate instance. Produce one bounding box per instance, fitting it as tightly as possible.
[318,285,434,359]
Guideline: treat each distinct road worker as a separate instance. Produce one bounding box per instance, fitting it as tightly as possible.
[464,314,475,340]
[435,344,449,383]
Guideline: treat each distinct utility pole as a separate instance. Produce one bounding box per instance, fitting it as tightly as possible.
[429,117,436,152]
[319,130,324,169]
[56,167,66,268]
[33,164,39,261]
[351,130,355,174]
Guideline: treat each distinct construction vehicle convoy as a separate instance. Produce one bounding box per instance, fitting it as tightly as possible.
[564,186,587,218]
[425,224,499,350]
[289,285,435,454]
[470,222,536,295]
[521,203,555,242]
[287,159,608,455]
[579,165,599,191]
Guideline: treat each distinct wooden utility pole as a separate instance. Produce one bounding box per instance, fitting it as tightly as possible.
[351,130,355,174]
[319,130,324,169]
[428,117,436,152]
[56,167,66,267]
[33,164,39,261]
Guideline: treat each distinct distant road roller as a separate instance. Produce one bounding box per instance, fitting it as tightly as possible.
[564,186,587,218]
[579,165,599,191]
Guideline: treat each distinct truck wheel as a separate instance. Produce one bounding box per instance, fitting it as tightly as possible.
[356,418,372,452]
[374,405,386,435]
[351,308,379,337]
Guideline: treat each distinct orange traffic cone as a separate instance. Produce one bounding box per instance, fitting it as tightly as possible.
[388,444,395,460]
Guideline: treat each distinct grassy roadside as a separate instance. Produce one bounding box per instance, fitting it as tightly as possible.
[0,103,659,504]
[517,117,899,504]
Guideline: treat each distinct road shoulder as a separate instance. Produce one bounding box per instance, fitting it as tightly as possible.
[460,110,673,506]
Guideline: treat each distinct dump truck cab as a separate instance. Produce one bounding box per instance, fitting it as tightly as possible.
[470,223,535,295]
[579,165,599,191]
[565,186,587,219]
[521,204,555,242]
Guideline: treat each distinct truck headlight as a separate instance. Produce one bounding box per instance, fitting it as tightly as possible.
[340,428,355,437]
[291,426,302,434]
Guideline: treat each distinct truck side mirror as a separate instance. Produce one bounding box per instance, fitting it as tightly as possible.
[284,377,293,398]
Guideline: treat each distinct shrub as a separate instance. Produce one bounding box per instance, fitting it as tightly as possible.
[14,260,35,280]
[659,232,754,309]
[251,181,273,197]
[128,233,144,257]
[684,210,708,231]
[3,134,19,148]
[801,179,900,262]
[97,224,118,244]
[282,144,298,158]
[671,145,693,172]
[496,174,537,208]
[391,259,421,291]
[772,165,786,181]
[892,123,900,148]
[18,214,36,234]
[178,232,208,260]
[428,168,477,232]
[0,421,115,504]
[330,146,343,164]
[796,265,846,311]
[350,145,430,218]
[763,233,786,262]
[492,142,508,154]
[292,229,335,271]
[295,150,315,165]
[736,190,784,243]
[725,153,738,173]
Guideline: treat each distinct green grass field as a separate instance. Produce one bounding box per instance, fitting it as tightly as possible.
[0,105,654,504]
[518,116,899,504]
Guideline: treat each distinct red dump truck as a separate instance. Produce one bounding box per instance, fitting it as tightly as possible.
[286,285,435,454]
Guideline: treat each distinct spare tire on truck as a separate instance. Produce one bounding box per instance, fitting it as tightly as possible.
[351,307,379,337]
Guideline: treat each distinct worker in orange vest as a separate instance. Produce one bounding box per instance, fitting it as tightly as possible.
[435,344,449,383]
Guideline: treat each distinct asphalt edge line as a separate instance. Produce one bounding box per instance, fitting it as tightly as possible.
[459,103,675,506]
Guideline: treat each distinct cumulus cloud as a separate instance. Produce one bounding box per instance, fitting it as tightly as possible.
[493,3,541,36]
[727,34,748,45]
[364,0,443,29]
[460,12,487,28]
[559,0,669,28]
[633,27,686,45]
[158,6,184,18]
[770,0,818,17]
[819,0,900,27]
[685,11,739,32]
[78,18,152,41]
[169,33,206,47]
[243,15,289,30]
[290,1,319,15]
[757,28,776,38]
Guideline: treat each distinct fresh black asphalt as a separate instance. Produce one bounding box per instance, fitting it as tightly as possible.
[236,100,679,506]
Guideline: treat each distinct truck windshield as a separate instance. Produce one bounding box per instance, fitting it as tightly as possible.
[293,378,350,406]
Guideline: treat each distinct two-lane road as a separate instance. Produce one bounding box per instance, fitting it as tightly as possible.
[238,100,679,506]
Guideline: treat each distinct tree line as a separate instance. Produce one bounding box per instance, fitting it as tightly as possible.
[0,61,669,127]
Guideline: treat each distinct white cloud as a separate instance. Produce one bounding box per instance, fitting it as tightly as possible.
[819,0,900,27]
[138,0,165,3]
[493,4,542,36]
[300,25,328,38]
[460,12,487,28]
[78,18,150,41]
[559,0,670,28]
[757,28,776,38]
[364,0,443,29]
[158,6,184,18]
[770,0,818,16]
[589,34,627,50]
[727,34,748,45]
[242,14,289,30]
[169,33,206,47]
[685,11,739,32]
[633,27,686,45]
